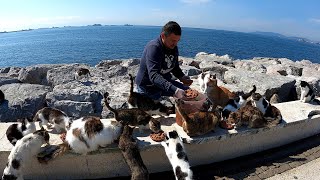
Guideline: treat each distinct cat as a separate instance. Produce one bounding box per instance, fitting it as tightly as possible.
[118,125,149,180]
[127,74,175,116]
[33,107,72,133]
[251,93,282,125]
[226,102,267,128]
[2,127,49,180]
[74,67,91,80]
[6,118,36,146]
[175,98,220,136]
[222,85,257,119]
[198,71,210,93]
[300,80,320,104]
[104,92,161,133]
[308,110,320,119]
[65,116,123,154]
[0,89,5,105]
[205,74,234,109]
[161,130,193,180]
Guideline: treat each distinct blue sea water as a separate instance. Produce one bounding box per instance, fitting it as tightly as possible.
[0,25,319,68]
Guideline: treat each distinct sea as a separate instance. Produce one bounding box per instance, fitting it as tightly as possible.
[0,25,320,68]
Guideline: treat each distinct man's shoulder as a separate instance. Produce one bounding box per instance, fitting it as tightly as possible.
[146,37,162,48]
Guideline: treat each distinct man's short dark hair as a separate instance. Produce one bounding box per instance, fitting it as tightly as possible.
[162,21,181,36]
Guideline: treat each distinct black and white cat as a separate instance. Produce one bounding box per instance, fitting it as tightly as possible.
[161,130,193,180]
[0,89,5,105]
[300,81,320,104]
[65,116,123,154]
[308,110,320,119]
[2,127,49,180]
[127,74,175,116]
[74,67,91,81]
[6,118,36,146]
[33,107,72,133]
[222,85,256,119]
[198,71,211,93]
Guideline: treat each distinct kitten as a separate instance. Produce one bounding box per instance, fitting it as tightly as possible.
[104,92,161,133]
[161,130,193,180]
[205,74,233,109]
[175,99,220,136]
[74,67,91,80]
[251,93,282,125]
[226,102,267,128]
[0,89,5,105]
[222,85,256,119]
[127,74,174,116]
[33,107,72,133]
[65,116,123,154]
[6,118,36,146]
[300,81,320,104]
[2,127,49,180]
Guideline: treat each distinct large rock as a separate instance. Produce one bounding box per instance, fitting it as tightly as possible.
[233,60,267,73]
[0,83,51,122]
[195,52,233,65]
[18,64,63,85]
[0,77,20,86]
[223,69,296,102]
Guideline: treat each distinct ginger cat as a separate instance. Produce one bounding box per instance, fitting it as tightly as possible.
[205,74,234,109]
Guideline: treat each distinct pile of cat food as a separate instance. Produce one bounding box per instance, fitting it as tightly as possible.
[150,130,166,142]
[184,89,199,99]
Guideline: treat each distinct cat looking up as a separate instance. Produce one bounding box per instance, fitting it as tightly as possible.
[161,130,193,180]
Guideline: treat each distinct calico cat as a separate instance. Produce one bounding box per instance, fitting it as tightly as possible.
[33,107,72,133]
[161,130,193,180]
[175,99,220,136]
[222,85,256,119]
[6,118,36,146]
[300,81,320,104]
[127,74,175,116]
[205,74,234,109]
[251,93,282,125]
[74,67,91,80]
[0,89,5,105]
[2,127,49,180]
[104,92,161,133]
[65,116,123,154]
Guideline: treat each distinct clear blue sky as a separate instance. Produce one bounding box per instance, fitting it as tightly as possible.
[1,0,319,41]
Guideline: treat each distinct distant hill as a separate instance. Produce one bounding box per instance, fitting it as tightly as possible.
[251,31,320,45]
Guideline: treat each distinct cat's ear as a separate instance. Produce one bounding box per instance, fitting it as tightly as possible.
[212,74,216,79]
[40,126,45,131]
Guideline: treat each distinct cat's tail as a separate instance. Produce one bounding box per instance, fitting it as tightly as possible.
[242,85,257,100]
[128,74,134,95]
[308,110,320,119]
[103,92,118,116]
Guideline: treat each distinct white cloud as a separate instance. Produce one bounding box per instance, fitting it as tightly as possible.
[180,0,211,4]
[309,18,320,24]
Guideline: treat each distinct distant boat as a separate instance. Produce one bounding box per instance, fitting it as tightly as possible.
[124,24,133,26]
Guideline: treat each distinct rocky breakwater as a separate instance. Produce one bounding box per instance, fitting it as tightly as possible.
[0,53,319,122]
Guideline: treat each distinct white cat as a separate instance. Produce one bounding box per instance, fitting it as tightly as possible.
[2,127,49,180]
[198,71,211,93]
[33,107,71,133]
[161,130,193,180]
[65,116,122,155]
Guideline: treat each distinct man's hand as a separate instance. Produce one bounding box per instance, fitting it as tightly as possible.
[179,75,193,86]
[174,88,185,99]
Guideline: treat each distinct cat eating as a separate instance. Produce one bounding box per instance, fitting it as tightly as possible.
[161,130,193,180]
[6,118,36,146]
[33,107,72,133]
[300,80,320,105]
[175,99,220,136]
[127,74,174,116]
[104,92,161,133]
[2,127,49,180]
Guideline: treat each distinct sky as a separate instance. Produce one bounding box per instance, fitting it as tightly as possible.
[1,0,320,41]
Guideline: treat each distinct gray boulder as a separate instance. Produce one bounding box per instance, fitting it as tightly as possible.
[0,83,51,122]
[0,77,20,86]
